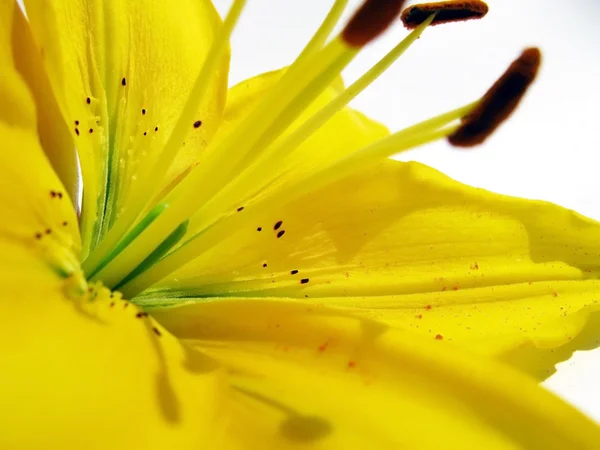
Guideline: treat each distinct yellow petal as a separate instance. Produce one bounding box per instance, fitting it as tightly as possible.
[0,0,80,267]
[0,21,224,444]
[10,4,79,203]
[0,119,224,450]
[0,282,226,449]
[142,159,600,376]
[0,0,35,129]
[23,0,229,252]
[0,279,226,448]
[154,298,600,449]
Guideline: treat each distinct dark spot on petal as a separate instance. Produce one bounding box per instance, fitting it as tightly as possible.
[50,190,57,198]
[121,77,127,86]
[257,227,262,232]
[277,230,286,238]
[136,312,149,318]
[89,128,94,134]
[291,270,299,275]
[237,206,244,212]
[110,301,115,307]
[274,220,283,230]
[75,128,79,136]
[193,120,202,128]
[86,97,91,104]
[62,221,68,226]
[263,263,268,268]
[143,132,147,136]
[57,192,63,199]
[155,126,159,132]
[45,228,52,235]
[142,108,146,115]
[34,232,43,240]
[300,278,309,284]
[153,327,162,337]
[74,120,79,126]
[435,334,444,340]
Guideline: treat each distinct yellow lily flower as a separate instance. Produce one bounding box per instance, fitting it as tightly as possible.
[2,0,600,447]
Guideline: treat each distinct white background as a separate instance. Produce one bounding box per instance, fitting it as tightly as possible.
[213,0,600,421]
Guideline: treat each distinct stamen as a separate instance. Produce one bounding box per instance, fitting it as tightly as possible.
[342,0,407,47]
[449,47,541,147]
[401,1,488,29]
[178,15,435,231]
[118,102,476,298]
[296,0,349,60]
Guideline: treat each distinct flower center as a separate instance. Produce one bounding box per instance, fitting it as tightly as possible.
[74,0,538,301]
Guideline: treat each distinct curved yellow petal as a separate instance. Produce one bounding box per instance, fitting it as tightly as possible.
[10,4,79,203]
[23,0,229,253]
[142,159,600,377]
[0,0,80,265]
[1,19,226,443]
[0,85,223,446]
[0,0,35,129]
[153,298,600,449]
[0,283,226,449]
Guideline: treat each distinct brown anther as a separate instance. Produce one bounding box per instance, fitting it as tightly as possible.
[401,1,488,29]
[449,47,541,147]
[342,0,407,48]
